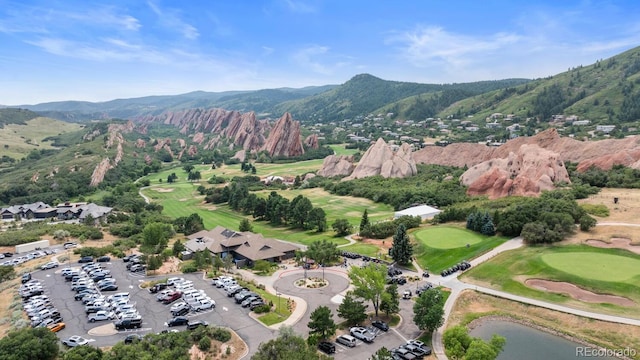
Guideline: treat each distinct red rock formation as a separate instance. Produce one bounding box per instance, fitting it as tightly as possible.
[345,138,417,180]
[460,144,571,199]
[144,154,152,164]
[135,139,146,148]
[90,158,113,187]
[222,111,268,151]
[177,138,186,148]
[317,155,355,177]
[413,128,640,171]
[261,113,304,157]
[187,145,198,157]
[192,132,205,144]
[304,134,319,149]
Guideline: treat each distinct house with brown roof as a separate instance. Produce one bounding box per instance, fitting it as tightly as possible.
[185,226,301,267]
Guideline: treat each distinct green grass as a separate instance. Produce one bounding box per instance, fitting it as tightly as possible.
[328,144,359,156]
[236,279,292,326]
[340,243,390,260]
[141,177,394,247]
[416,227,484,249]
[0,117,82,159]
[541,252,640,282]
[461,245,640,317]
[413,226,508,272]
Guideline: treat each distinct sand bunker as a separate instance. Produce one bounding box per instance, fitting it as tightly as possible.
[586,238,640,255]
[152,187,175,193]
[525,279,634,307]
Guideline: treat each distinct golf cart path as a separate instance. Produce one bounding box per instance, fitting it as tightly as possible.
[432,223,640,359]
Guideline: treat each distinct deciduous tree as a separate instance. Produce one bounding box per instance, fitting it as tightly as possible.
[349,262,387,317]
[413,288,445,333]
[380,283,399,317]
[306,239,341,279]
[332,218,352,236]
[0,327,59,360]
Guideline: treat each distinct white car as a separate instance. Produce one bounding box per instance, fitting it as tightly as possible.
[88,310,115,322]
[190,299,215,311]
[166,277,185,286]
[41,261,59,270]
[350,326,375,343]
[62,335,89,347]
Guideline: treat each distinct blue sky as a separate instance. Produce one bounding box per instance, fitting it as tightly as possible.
[1,0,640,105]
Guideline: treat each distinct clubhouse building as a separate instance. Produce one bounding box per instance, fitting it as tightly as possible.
[185,226,301,267]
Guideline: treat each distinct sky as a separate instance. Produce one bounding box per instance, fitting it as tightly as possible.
[1,0,640,105]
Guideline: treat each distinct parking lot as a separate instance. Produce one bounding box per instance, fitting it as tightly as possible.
[37,256,277,354]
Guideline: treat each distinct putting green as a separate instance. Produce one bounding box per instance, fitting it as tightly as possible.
[414,227,483,249]
[541,252,640,282]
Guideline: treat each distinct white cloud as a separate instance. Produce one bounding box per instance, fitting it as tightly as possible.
[147,1,199,40]
[291,45,353,75]
[389,26,521,68]
[283,0,316,14]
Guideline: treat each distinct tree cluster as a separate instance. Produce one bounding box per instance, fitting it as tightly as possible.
[443,325,506,360]
[173,213,205,235]
[360,215,421,240]
[325,165,468,210]
[240,161,257,174]
[466,211,495,236]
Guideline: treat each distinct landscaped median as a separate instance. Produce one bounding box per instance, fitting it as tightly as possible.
[234,278,293,326]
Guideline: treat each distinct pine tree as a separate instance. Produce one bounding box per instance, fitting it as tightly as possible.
[359,209,370,234]
[390,224,413,265]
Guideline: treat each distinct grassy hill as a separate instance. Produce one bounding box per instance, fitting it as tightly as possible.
[0,108,40,127]
[436,45,640,125]
[0,117,83,160]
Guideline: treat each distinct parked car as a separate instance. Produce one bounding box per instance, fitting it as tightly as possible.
[392,347,417,360]
[350,326,375,343]
[99,283,118,291]
[336,334,357,348]
[63,242,77,249]
[162,291,182,304]
[190,299,215,312]
[165,316,188,327]
[403,343,431,357]
[148,283,169,294]
[372,320,389,332]
[21,273,32,284]
[124,334,143,344]
[186,320,208,330]
[96,256,111,262]
[78,256,94,263]
[62,335,89,347]
[47,322,66,332]
[88,310,115,322]
[114,317,142,330]
[41,261,59,270]
[406,340,432,355]
[318,341,336,354]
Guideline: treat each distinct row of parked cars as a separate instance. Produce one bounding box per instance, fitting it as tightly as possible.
[440,260,472,277]
[213,276,266,310]
[154,277,216,329]
[123,254,147,273]
[2,249,56,267]
[19,276,65,332]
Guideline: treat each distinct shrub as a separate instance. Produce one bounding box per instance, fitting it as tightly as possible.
[581,203,610,217]
[180,260,198,273]
[253,304,271,313]
[198,336,212,351]
[211,328,231,342]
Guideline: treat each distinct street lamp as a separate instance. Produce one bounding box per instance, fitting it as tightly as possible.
[275,287,282,316]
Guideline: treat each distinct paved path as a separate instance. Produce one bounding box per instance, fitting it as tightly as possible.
[337,234,357,248]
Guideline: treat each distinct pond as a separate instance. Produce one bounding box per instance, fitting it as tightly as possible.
[469,319,622,360]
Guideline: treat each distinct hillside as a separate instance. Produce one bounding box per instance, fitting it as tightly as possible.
[0,117,83,160]
[0,108,40,127]
[437,46,640,125]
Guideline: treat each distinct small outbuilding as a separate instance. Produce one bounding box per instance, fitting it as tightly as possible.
[394,205,441,220]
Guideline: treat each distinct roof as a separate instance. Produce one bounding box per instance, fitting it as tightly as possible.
[394,205,441,217]
[185,226,300,261]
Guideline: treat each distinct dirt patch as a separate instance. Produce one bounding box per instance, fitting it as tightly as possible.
[565,225,640,245]
[188,328,247,360]
[587,238,640,255]
[525,279,634,307]
[578,188,640,223]
[448,290,640,356]
[152,188,175,193]
[361,238,393,250]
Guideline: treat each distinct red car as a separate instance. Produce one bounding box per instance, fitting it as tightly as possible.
[162,291,182,304]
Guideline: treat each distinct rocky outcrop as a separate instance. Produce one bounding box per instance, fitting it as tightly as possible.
[137,108,269,153]
[304,134,319,149]
[135,139,146,148]
[261,112,304,157]
[413,128,640,171]
[187,145,198,157]
[460,144,571,199]
[90,158,113,187]
[177,138,186,148]
[317,155,355,177]
[345,138,417,180]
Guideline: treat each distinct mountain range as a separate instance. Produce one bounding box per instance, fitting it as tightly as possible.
[6,45,640,127]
